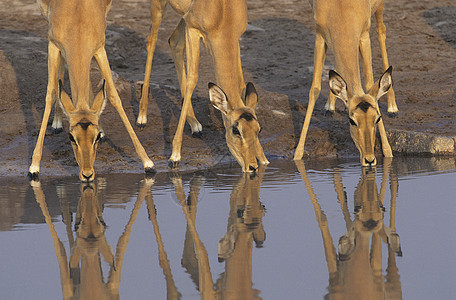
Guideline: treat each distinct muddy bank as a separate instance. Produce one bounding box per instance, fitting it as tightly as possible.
[0,0,455,178]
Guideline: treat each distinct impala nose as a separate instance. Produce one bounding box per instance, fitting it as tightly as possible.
[81,171,94,182]
[364,157,376,166]
[249,165,257,172]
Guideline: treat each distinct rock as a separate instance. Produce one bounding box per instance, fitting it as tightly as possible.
[388,129,455,155]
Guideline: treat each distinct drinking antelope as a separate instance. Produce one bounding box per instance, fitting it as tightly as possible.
[174,170,266,298]
[296,160,402,299]
[138,0,269,172]
[294,0,398,166]
[29,0,155,182]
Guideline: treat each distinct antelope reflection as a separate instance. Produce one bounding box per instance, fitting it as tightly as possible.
[30,177,179,299]
[172,170,265,299]
[295,160,402,300]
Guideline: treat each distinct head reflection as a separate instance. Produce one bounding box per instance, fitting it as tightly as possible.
[173,168,266,299]
[296,159,402,300]
[30,178,158,299]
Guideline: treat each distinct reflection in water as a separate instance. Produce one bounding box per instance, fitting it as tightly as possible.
[296,159,403,300]
[4,158,456,298]
[173,169,265,299]
[30,177,180,299]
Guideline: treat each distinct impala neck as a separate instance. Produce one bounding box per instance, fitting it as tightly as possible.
[315,0,371,97]
[211,38,246,109]
[66,56,92,111]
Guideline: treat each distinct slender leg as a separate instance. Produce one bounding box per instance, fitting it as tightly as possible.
[137,0,167,128]
[375,3,398,116]
[28,42,61,179]
[295,161,338,274]
[51,57,66,133]
[169,28,201,165]
[169,19,202,136]
[377,117,393,157]
[294,33,326,160]
[324,92,337,114]
[94,48,155,172]
[255,138,269,165]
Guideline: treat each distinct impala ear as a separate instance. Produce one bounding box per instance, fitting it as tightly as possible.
[329,70,349,105]
[245,82,258,110]
[58,80,75,115]
[369,66,393,101]
[91,80,107,116]
[209,82,231,115]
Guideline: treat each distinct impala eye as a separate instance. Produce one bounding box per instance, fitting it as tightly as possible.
[349,118,357,126]
[69,133,76,143]
[232,126,241,136]
[375,116,382,124]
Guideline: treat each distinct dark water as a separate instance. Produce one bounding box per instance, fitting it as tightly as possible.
[1,157,455,299]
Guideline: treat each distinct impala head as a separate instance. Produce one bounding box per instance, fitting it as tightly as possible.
[59,81,107,182]
[209,82,262,173]
[354,169,384,233]
[329,67,392,167]
[74,183,106,241]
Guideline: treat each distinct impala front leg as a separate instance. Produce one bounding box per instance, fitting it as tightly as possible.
[377,117,393,158]
[94,48,155,173]
[137,0,167,128]
[169,28,201,167]
[255,138,269,165]
[29,42,61,180]
[294,33,326,160]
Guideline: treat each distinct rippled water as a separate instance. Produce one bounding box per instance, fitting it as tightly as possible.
[1,157,455,299]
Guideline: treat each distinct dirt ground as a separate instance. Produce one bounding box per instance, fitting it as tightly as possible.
[0,0,455,177]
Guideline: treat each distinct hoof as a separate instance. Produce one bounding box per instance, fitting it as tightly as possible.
[136,122,146,130]
[52,127,63,134]
[168,160,179,169]
[145,167,157,175]
[192,131,203,139]
[387,112,398,118]
[144,167,157,180]
[324,110,335,117]
[27,172,39,181]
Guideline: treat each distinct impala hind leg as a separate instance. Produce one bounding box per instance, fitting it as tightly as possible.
[294,33,326,160]
[137,0,167,128]
[94,48,155,173]
[324,92,337,115]
[169,28,202,167]
[51,56,66,134]
[29,42,61,179]
[375,3,398,117]
[169,20,202,138]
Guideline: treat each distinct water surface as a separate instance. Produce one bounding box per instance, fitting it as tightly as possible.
[1,157,455,299]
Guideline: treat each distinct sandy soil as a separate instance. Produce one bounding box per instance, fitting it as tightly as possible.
[0,0,455,177]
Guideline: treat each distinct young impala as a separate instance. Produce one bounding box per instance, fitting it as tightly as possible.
[29,0,155,182]
[294,0,397,166]
[138,0,269,172]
